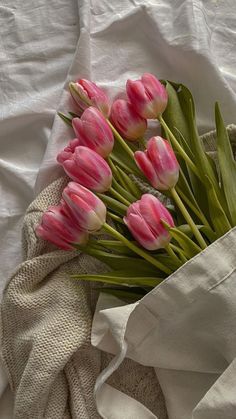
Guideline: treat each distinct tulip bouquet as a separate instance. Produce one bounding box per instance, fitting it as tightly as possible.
[36,73,236,300]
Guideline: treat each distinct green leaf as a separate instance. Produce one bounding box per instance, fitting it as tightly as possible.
[110,138,140,176]
[199,226,217,243]
[96,239,135,255]
[76,246,162,275]
[205,175,231,237]
[215,102,236,225]
[68,111,80,118]
[116,167,142,199]
[96,194,127,216]
[162,221,202,258]
[57,112,73,127]
[162,82,210,218]
[112,178,137,203]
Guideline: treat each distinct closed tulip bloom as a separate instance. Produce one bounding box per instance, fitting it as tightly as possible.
[36,202,89,250]
[72,107,114,158]
[124,194,174,250]
[135,136,179,190]
[69,79,110,117]
[57,146,112,193]
[110,99,147,140]
[126,73,168,119]
[63,182,106,232]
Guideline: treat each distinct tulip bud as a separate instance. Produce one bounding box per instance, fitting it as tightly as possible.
[57,146,112,193]
[36,202,89,250]
[135,136,179,190]
[110,99,147,140]
[63,182,106,232]
[126,73,168,119]
[69,79,110,117]
[124,194,174,250]
[72,107,114,158]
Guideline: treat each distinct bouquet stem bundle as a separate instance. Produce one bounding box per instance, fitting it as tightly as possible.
[37,74,236,300]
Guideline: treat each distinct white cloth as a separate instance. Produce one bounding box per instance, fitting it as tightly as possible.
[92,228,236,419]
[1,0,236,415]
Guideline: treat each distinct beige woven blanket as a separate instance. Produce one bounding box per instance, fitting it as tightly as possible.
[1,126,236,419]
[0,177,167,419]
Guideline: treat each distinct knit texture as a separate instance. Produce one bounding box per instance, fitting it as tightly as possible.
[1,125,235,418]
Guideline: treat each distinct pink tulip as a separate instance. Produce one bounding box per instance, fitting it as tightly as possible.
[126,73,168,119]
[57,146,112,193]
[63,182,106,232]
[72,107,114,158]
[36,202,89,250]
[69,79,110,117]
[110,99,147,140]
[124,194,174,250]
[135,136,179,190]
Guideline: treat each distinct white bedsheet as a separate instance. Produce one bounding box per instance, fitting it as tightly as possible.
[1,0,236,416]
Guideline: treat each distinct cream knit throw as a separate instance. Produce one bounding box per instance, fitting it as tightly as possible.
[1,126,236,419]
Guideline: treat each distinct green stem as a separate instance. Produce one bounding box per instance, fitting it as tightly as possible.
[107,156,118,177]
[166,244,182,267]
[170,187,207,249]
[169,243,188,262]
[109,187,131,206]
[159,115,200,179]
[107,120,135,159]
[176,185,211,228]
[103,223,172,275]
[107,211,125,224]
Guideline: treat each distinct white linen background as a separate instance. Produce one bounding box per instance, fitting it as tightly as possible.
[1,0,236,417]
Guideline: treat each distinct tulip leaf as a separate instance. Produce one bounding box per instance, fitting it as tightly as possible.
[96,193,127,216]
[72,271,162,288]
[111,139,140,176]
[199,226,217,243]
[96,239,135,255]
[76,246,163,275]
[215,102,236,225]
[177,224,217,244]
[116,167,142,199]
[162,81,210,218]
[68,111,80,118]
[57,112,73,127]
[112,178,137,203]
[162,221,201,258]
[205,175,231,237]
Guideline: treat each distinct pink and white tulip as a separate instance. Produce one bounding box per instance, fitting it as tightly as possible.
[63,182,106,232]
[135,136,179,190]
[36,202,89,250]
[57,146,112,193]
[69,79,111,117]
[126,73,168,119]
[124,194,174,250]
[110,99,147,140]
[72,107,114,158]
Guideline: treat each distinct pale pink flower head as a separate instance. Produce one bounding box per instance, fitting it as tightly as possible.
[124,194,174,250]
[57,146,112,193]
[62,182,106,232]
[35,201,89,250]
[135,136,179,190]
[126,73,168,119]
[69,79,111,117]
[72,107,114,158]
[110,99,147,141]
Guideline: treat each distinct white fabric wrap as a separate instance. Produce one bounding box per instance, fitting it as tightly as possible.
[91,128,236,418]
[93,227,236,419]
